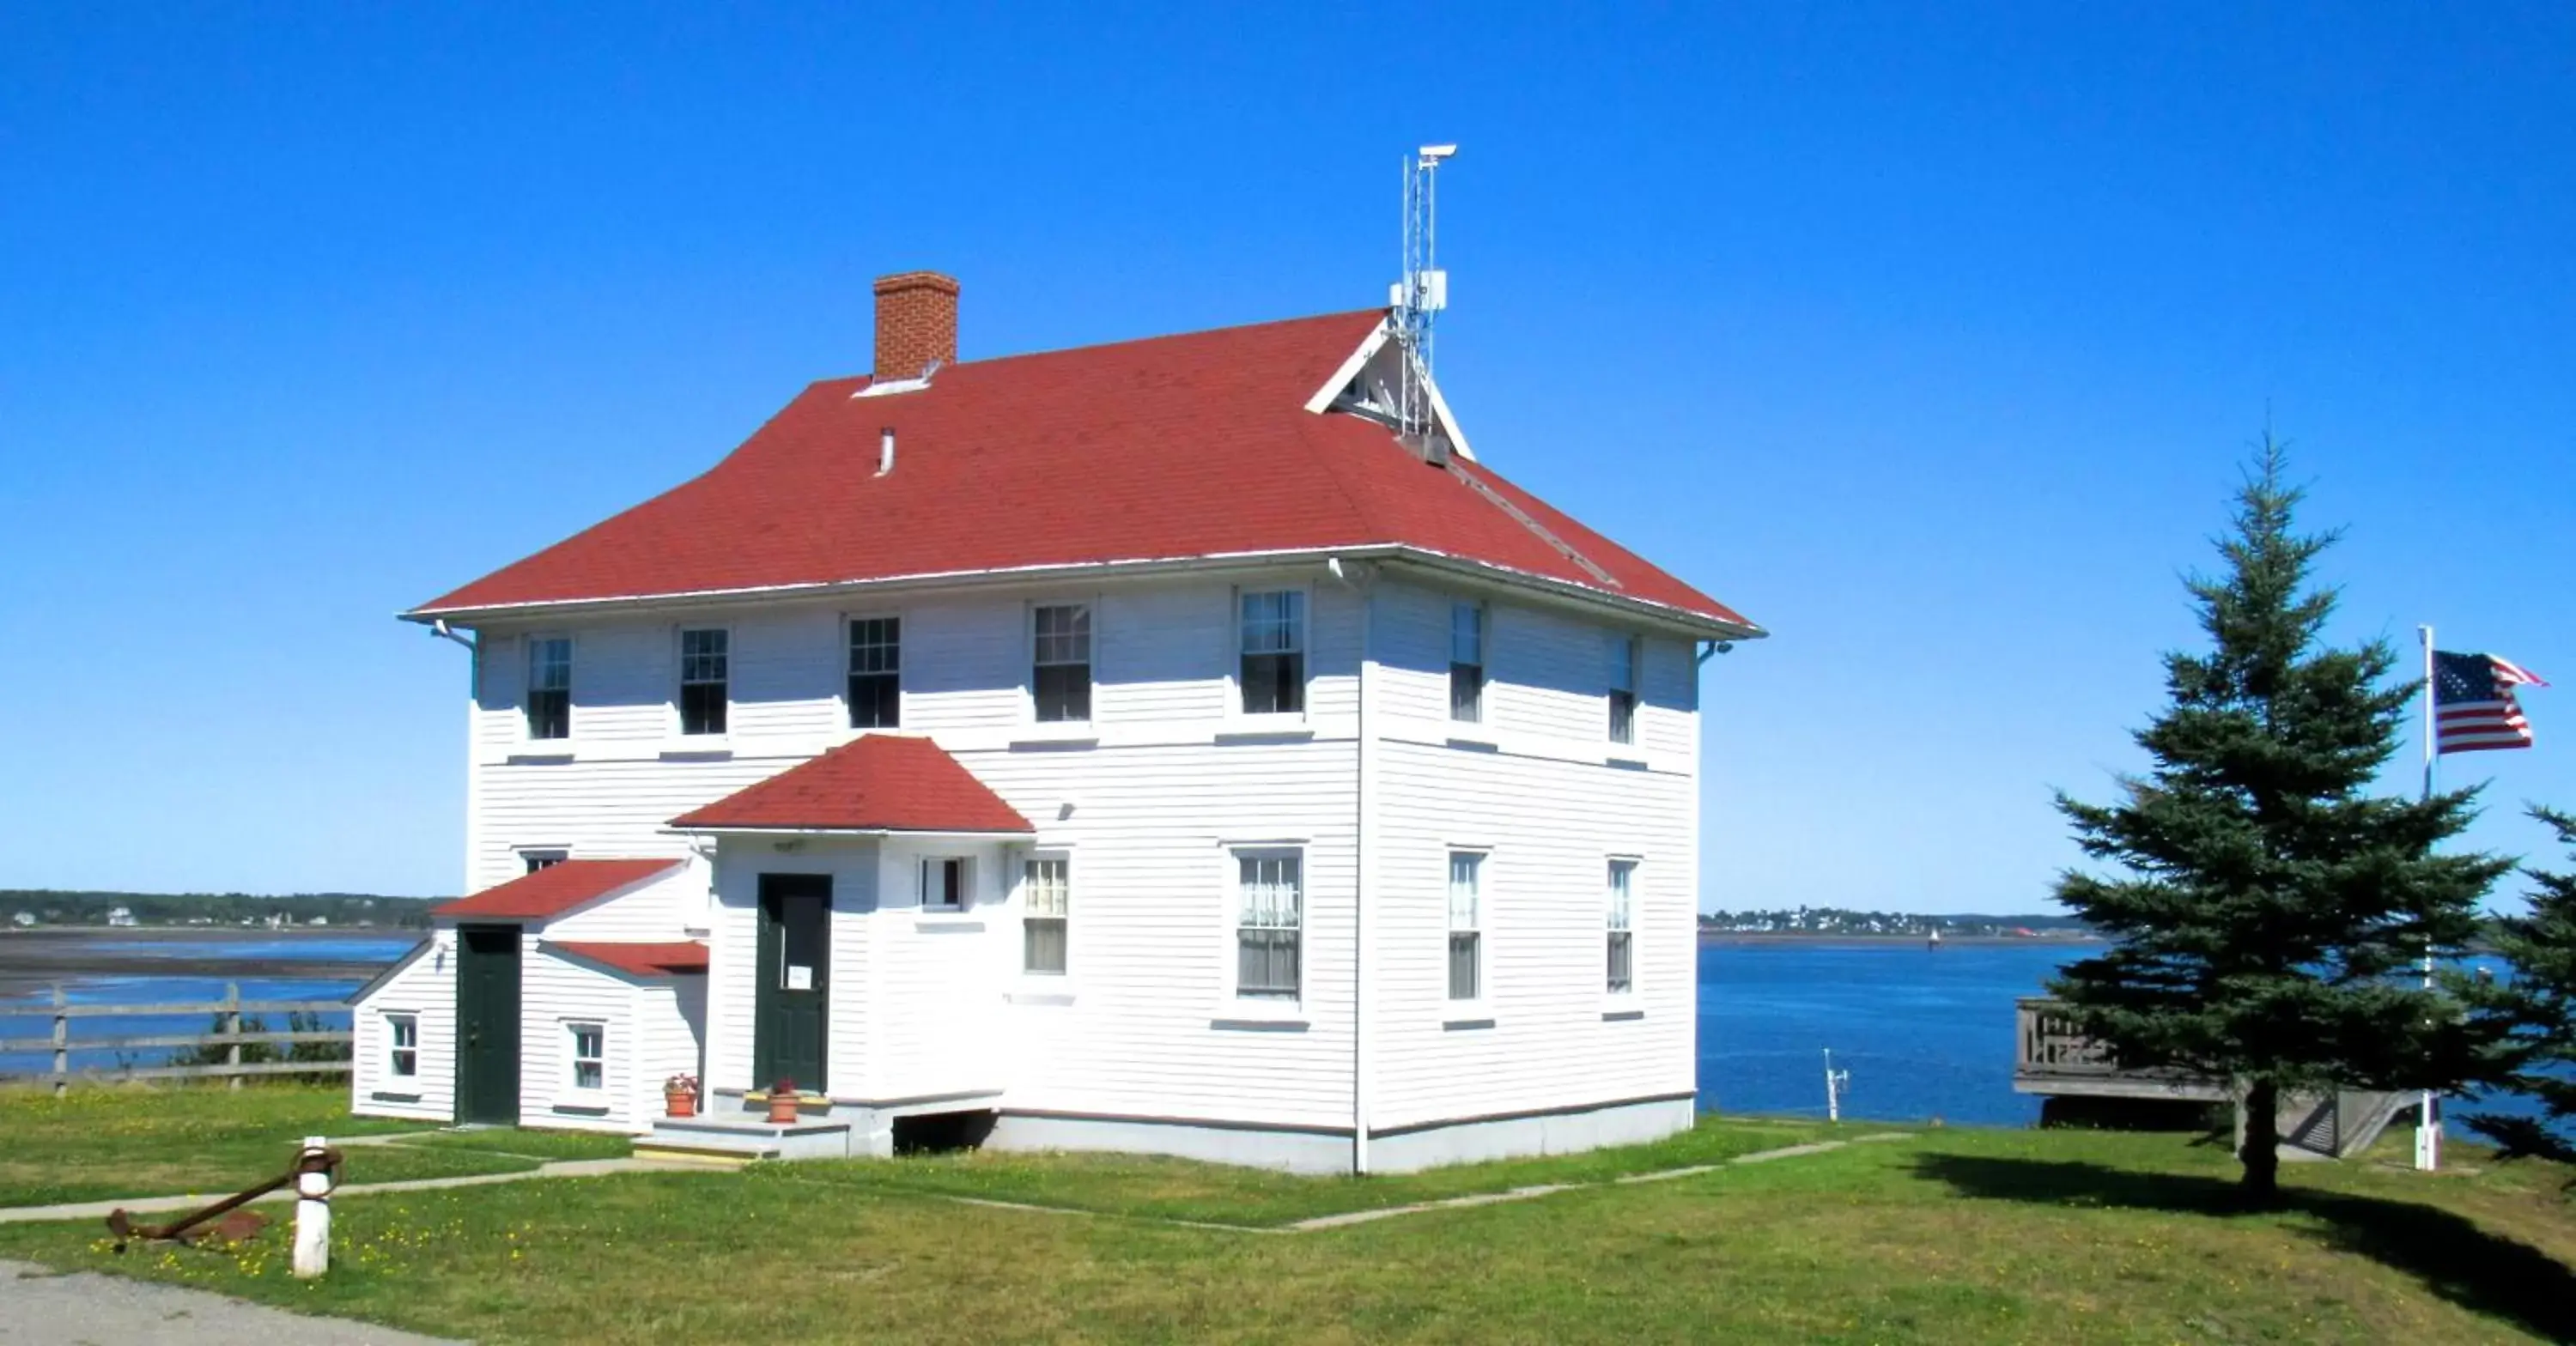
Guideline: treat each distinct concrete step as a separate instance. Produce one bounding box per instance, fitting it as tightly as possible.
[648,1114,854,1161]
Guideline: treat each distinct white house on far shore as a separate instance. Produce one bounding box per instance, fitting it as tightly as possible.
[348,272,1762,1173]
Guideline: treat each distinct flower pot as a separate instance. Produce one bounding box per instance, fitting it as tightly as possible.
[664,1089,697,1119]
[766,1090,801,1125]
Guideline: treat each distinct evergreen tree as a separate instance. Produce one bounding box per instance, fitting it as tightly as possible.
[2461,808,2576,1169]
[2047,437,2510,1201]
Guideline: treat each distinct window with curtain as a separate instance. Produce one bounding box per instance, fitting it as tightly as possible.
[1236,852,1303,999]
[1608,635,1639,744]
[526,637,572,740]
[679,628,728,736]
[1238,591,1306,715]
[1449,602,1485,722]
[1024,857,1069,974]
[1607,859,1637,993]
[848,617,902,728]
[1448,852,1483,1001]
[1032,603,1093,722]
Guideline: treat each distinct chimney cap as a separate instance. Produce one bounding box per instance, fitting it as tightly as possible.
[874,271,960,295]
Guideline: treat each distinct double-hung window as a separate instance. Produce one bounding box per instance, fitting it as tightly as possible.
[1607,860,1637,994]
[678,628,728,736]
[526,637,572,740]
[1032,604,1092,723]
[1447,852,1484,1001]
[923,858,969,912]
[1238,591,1305,715]
[848,617,901,729]
[386,1014,417,1078]
[568,1022,605,1093]
[1023,857,1068,974]
[1236,852,1303,999]
[1607,635,1640,745]
[1449,603,1485,722]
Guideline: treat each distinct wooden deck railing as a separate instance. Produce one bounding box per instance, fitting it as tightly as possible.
[0,982,352,1094]
[2014,996,2227,1101]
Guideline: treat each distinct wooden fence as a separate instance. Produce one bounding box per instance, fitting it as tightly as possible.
[0,982,352,1093]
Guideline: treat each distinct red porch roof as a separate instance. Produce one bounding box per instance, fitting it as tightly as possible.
[431,858,684,921]
[669,734,1034,835]
[409,309,1753,631]
[548,940,709,978]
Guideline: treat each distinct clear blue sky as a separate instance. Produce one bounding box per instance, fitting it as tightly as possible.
[3,4,2569,912]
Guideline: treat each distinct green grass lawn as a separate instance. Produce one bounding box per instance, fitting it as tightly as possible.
[762,1114,1838,1226]
[0,1084,623,1207]
[0,1106,2567,1343]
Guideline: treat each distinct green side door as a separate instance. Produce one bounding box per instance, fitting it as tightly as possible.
[753,874,830,1095]
[454,925,521,1124]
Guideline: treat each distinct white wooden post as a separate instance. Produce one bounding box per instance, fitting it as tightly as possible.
[292,1136,332,1278]
[50,985,67,1097]
[224,982,243,1090]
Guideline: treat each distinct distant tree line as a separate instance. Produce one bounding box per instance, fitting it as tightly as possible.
[1700,908,2093,937]
[0,889,438,930]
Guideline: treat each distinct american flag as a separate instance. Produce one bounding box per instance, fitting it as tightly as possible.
[2433,651,2549,754]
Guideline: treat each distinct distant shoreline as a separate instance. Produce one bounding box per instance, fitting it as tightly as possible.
[1701,931,2103,947]
[0,926,420,997]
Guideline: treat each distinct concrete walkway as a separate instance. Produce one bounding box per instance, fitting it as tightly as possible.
[0,1259,461,1345]
[0,1158,691,1227]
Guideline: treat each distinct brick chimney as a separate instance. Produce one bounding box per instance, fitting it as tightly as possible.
[873,271,959,383]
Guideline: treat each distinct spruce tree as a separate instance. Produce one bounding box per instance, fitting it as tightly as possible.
[2048,437,2509,1201]
[2461,808,2576,1168]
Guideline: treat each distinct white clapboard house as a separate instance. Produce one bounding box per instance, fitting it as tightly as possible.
[349,272,1762,1172]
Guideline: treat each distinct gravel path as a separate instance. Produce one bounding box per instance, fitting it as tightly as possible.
[0,1259,461,1345]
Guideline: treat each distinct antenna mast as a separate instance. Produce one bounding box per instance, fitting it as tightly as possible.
[1396,143,1457,446]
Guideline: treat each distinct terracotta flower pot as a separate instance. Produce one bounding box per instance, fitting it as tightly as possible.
[767,1088,801,1125]
[665,1089,696,1119]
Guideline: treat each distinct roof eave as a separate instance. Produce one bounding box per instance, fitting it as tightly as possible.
[660,824,1036,840]
[402,543,1761,641]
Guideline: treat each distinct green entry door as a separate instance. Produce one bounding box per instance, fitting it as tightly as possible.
[454,925,521,1124]
[754,874,830,1095]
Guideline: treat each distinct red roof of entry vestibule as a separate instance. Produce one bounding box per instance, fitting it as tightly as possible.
[430,858,685,921]
[547,940,710,978]
[668,734,1034,835]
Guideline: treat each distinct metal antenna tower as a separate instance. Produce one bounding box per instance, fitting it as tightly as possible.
[1395,144,1457,446]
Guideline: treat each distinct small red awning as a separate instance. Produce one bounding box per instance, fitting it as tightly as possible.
[547,940,709,978]
[431,858,685,921]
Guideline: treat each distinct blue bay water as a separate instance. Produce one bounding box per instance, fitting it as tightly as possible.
[1698,938,2075,1125]
[0,935,421,1075]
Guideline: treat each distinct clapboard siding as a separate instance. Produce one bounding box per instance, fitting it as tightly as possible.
[349,934,454,1122]
[518,943,639,1133]
[1367,740,1697,1127]
[963,737,1360,1128]
[543,864,708,942]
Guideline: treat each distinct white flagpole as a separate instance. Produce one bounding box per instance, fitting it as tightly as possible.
[2415,625,2441,1172]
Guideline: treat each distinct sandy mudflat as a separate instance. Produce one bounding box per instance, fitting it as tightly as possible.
[0,928,414,997]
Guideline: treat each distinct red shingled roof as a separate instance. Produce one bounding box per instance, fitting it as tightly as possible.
[549,940,709,978]
[669,734,1034,834]
[410,309,1751,629]
[431,858,684,921]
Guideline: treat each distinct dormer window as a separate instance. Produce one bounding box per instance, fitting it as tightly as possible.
[526,637,571,740]
[1238,591,1305,715]
[679,628,728,736]
[1033,603,1092,723]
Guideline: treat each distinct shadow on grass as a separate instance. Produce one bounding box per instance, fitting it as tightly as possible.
[1912,1153,2576,1342]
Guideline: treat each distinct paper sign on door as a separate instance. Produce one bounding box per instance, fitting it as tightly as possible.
[786,965,814,991]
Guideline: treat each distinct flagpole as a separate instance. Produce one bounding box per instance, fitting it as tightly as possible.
[2415,624,2440,1173]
